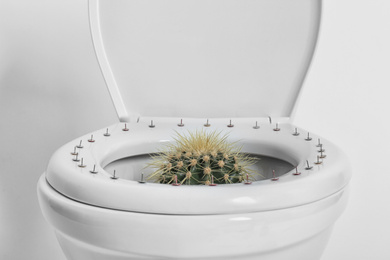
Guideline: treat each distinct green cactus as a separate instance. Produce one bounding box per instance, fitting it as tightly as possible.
[147,130,258,185]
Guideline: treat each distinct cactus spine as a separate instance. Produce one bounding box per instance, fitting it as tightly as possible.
[147,130,258,185]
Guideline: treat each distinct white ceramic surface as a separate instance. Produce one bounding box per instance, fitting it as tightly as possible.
[89,0,321,121]
[37,0,351,259]
[45,119,351,214]
[38,174,349,260]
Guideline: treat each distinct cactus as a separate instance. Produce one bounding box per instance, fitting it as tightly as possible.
[147,130,258,185]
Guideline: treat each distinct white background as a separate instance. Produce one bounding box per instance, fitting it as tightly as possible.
[1,0,390,259]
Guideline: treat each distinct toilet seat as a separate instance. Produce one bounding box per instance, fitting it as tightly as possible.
[46,117,351,215]
[45,0,351,215]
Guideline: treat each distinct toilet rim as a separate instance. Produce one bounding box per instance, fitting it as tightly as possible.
[45,118,351,215]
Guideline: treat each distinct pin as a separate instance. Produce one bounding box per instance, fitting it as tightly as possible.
[244,173,252,184]
[78,158,86,168]
[253,121,260,129]
[318,144,325,153]
[177,119,184,127]
[103,128,110,137]
[293,167,301,176]
[314,155,322,165]
[209,175,217,186]
[90,164,98,174]
[292,128,300,136]
[138,173,146,184]
[273,123,280,131]
[271,170,279,181]
[72,154,80,162]
[111,170,118,180]
[319,150,327,159]
[172,175,180,186]
[305,160,313,170]
[149,120,155,128]
[122,123,129,131]
[204,119,211,127]
[268,116,272,124]
[316,138,322,147]
[305,132,312,141]
[76,140,83,148]
[71,146,78,156]
[88,135,95,142]
[227,119,234,128]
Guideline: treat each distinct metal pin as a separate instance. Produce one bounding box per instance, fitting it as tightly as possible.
[111,170,118,180]
[177,119,184,127]
[314,155,322,165]
[138,172,146,184]
[268,116,272,124]
[292,128,300,136]
[293,167,301,176]
[204,119,211,127]
[76,140,83,148]
[273,123,280,131]
[244,173,252,185]
[227,119,234,128]
[78,158,86,168]
[71,146,78,156]
[72,153,80,162]
[172,175,180,186]
[103,128,110,137]
[122,123,129,131]
[149,120,155,128]
[90,164,98,174]
[209,175,217,186]
[271,170,279,181]
[318,144,325,153]
[88,134,95,142]
[253,121,260,129]
[305,132,312,141]
[305,160,313,170]
[319,150,327,159]
[316,138,322,147]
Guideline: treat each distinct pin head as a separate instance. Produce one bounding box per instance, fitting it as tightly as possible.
[78,158,86,168]
[88,135,95,142]
[271,169,279,181]
[209,175,217,186]
[172,175,181,186]
[305,160,313,170]
[123,123,129,131]
[177,119,184,127]
[90,164,98,174]
[292,128,300,136]
[244,173,252,184]
[76,140,83,148]
[314,155,322,165]
[253,121,260,129]
[293,167,301,176]
[72,154,80,162]
[305,132,312,141]
[71,146,78,155]
[111,170,118,179]
[204,119,211,127]
[138,173,146,184]
[104,128,111,137]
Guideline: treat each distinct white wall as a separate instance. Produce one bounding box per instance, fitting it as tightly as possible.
[1,0,389,259]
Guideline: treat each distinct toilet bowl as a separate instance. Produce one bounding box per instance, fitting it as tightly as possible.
[38,0,351,259]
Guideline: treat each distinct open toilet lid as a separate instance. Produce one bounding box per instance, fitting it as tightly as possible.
[89,0,321,122]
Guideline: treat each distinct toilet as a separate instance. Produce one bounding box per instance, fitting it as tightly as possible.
[37,0,351,260]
